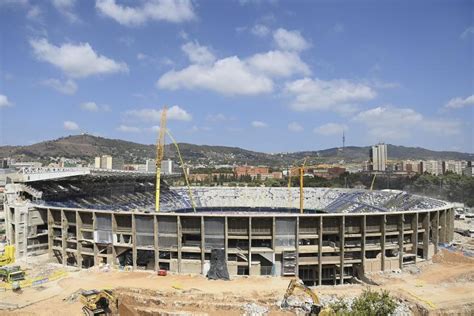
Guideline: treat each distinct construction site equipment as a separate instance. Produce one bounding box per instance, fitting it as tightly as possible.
[0,266,25,284]
[155,106,168,212]
[287,157,308,214]
[280,278,335,315]
[80,289,117,316]
[158,269,167,276]
[370,173,377,191]
[0,245,15,267]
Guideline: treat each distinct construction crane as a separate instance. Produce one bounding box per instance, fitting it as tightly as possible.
[287,157,308,214]
[155,107,168,213]
[280,278,335,315]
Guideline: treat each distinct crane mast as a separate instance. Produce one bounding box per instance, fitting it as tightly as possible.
[155,107,168,212]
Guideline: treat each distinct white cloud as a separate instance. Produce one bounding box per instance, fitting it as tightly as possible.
[41,78,77,95]
[63,120,79,130]
[117,125,140,133]
[460,26,474,39]
[247,50,310,77]
[353,105,461,140]
[273,28,310,52]
[30,38,128,78]
[206,113,230,122]
[288,121,303,132]
[52,0,79,22]
[125,105,192,122]
[314,123,347,136]
[251,24,270,37]
[251,120,268,128]
[0,94,13,108]
[80,101,110,112]
[285,78,376,113]
[181,42,216,64]
[445,95,474,109]
[157,56,274,95]
[95,0,196,26]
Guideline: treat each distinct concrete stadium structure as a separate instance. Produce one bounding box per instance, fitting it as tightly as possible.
[3,173,454,285]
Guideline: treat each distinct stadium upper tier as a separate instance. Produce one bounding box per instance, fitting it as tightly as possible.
[26,175,449,213]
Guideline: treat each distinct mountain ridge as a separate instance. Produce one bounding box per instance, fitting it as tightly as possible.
[1,134,472,166]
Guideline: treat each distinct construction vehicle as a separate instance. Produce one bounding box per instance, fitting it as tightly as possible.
[80,289,117,316]
[281,278,335,316]
[0,265,25,291]
[0,245,15,267]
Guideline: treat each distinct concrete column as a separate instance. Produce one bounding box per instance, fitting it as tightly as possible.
[154,215,159,271]
[381,215,386,271]
[361,215,366,270]
[318,216,323,286]
[448,209,454,242]
[413,213,418,263]
[296,216,300,278]
[47,208,53,260]
[177,216,182,273]
[248,217,252,275]
[398,214,404,269]
[433,211,439,253]
[272,217,276,251]
[93,212,99,267]
[76,211,82,269]
[111,213,117,268]
[131,213,137,270]
[422,213,429,260]
[340,216,345,285]
[201,216,205,273]
[224,216,228,263]
[439,210,447,243]
[61,209,67,266]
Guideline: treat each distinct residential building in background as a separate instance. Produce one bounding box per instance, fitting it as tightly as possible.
[94,155,124,170]
[161,159,174,175]
[146,159,156,173]
[371,143,387,171]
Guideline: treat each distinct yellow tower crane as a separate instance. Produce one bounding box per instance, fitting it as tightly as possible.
[155,106,168,212]
[287,157,308,214]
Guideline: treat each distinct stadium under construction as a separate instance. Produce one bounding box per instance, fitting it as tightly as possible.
[3,171,455,286]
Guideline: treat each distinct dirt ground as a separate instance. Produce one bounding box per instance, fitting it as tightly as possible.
[0,249,472,316]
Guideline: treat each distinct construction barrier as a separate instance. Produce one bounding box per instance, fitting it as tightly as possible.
[0,270,68,291]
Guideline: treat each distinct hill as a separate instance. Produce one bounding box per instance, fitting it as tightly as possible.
[0,134,472,166]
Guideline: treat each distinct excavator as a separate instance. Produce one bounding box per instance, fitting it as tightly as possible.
[80,289,117,315]
[281,278,335,316]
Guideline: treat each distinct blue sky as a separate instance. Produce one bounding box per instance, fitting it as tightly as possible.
[0,0,473,153]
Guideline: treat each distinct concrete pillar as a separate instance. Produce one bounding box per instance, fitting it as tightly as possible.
[93,212,99,267]
[340,216,345,285]
[433,211,439,253]
[224,216,228,264]
[439,210,447,243]
[318,216,323,286]
[61,209,67,266]
[361,215,366,270]
[422,213,429,260]
[413,213,418,263]
[76,210,82,268]
[381,214,386,271]
[154,215,159,271]
[398,214,404,269]
[248,217,252,275]
[111,213,117,268]
[296,216,300,278]
[131,213,137,270]
[177,216,182,273]
[448,209,454,242]
[201,216,205,273]
[272,217,276,251]
[47,208,53,260]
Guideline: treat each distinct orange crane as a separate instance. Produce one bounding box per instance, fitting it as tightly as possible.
[155,107,168,212]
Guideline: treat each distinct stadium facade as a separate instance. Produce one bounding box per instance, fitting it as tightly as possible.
[3,173,454,285]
